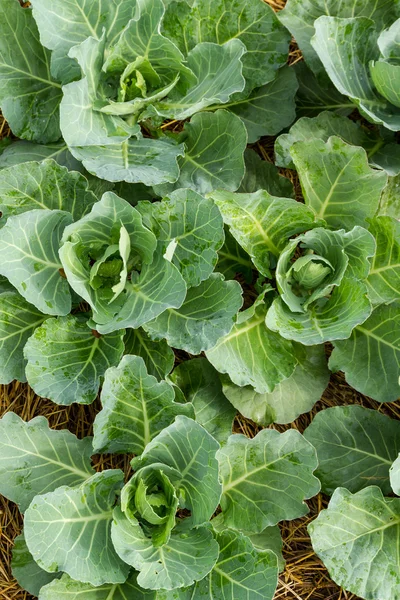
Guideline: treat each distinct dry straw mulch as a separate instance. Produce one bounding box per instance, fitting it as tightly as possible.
[1,1,400,598]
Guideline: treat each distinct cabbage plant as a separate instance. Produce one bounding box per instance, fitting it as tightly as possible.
[0,0,297,189]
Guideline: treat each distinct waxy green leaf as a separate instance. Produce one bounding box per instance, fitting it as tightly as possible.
[217,429,320,532]
[12,532,61,596]
[0,291,47,384]
[366,216,400,305]
[93,355,194,454]
[222,344,329,426]
[330,302,400,402]
[311,17,400,130]
[25,470,129,586]
[207,292,297,394]
[280,0,396,75]
[163,0,290,89]
[155,110,247,195]
[226,67,298,143]
[0,412,94,512]
[138,188,224,287]
[171,358,236,445]
[292,136,387,230]
[124,328,175,380]
[24,315,124,405]
[390,455,400,495]
[0,209,72,316]
[304,405,400,495]
[112,510,219,591]
[132,416,222,526]
[211,189,323,277]
[309,487,400,600]
[39,571,152,600]
[189,528,278,600]
[0,141,83,172]
[145,274,243,354]
[0,159,97,224]
[0,0,62,142]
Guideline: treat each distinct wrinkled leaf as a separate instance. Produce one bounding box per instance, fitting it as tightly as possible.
[292,136,387,230]
[12,532,61,596]
[222,344,329,426]
[217,428,320,532]
[366,216,400,305]
[145,274,243,354]
[0,159,97,224]
[93,355,194,454]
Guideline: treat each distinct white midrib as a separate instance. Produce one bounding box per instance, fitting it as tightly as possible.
[3,444,91,480]
[223,451,295,492]
[37,511,113,524]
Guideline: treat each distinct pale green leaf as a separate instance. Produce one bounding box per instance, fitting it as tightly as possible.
[311,17,400,130]
[0,141,83,172]
[370,60,400,108]
[267,278,372,345]
[329,302,400,402]
[189,528,278,600]
[206,292,297,394]
[308,487,400,600]
[154,110,247,195]
[39,571,153,600]
[30,0,136,80]
[211,189,323,277]
[304,405,400,495]
[226,67,297,143]
[152,40,246,119]
[66,137,185,186]
[93,355,194,454]
[0,209,72,315]
[24,315,124,405]
[112,510,219,591]
[138,188,224,287]
[390,455,400,495]
[275,110,388,170]
[239,149,294,197]
[103,0,186,79]
[24,470,129,586]
[217,429,320,532]
[132,416,222,526]
[170,358,236,445]
[0,291,47,384]
[0,159,97,224]
[12,532,61,596]
[0,412,94,512]
[280,0,396,75]
[291,136,387,230]
[0,0,62,142]
[124,328,175,380]
[366,216,400,305]
[222,344,329,426]
[162,0,290,89]
[144,274,243,354]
